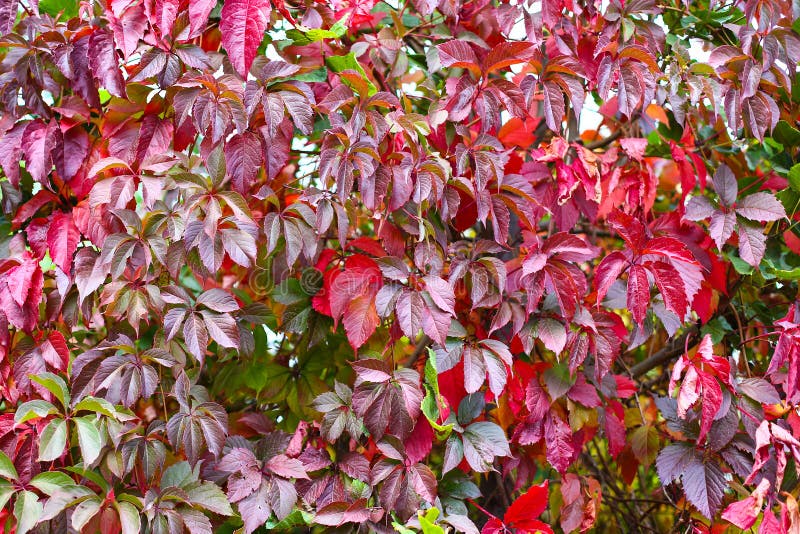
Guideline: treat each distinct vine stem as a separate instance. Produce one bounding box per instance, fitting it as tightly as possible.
[467,498,501,522]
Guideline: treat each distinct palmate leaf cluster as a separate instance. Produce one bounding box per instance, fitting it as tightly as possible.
[0,0,799,532]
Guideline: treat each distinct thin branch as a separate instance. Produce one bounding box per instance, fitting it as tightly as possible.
[629,324,700,378]
[584,128,623,150]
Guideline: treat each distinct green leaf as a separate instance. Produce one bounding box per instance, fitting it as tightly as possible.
[30,471,76,495]
[74,416,104,465]
[71,497,102,531]
[287,19,347,44]
[764,262,800,281]
[263,509,313,529]
[37,0,80,18]
[629,425,660,465]
[14,491,42,534]
[186,481,234,515]
[39,485,93,520]
[293,67,329,83]
[728,253,754,275]
[31,372,70,408]
[775,121,800,147]
[421,349,453,435]
[116,501,142,534]
[419,508,444,534]
[325,53,377,95]
[0,480,13,510]
[15,400,58,423]
[701,316,733,344]
[788,164,800,192]
[0,450,18,480]
[65,466,109,492]
[38,418,68,462]
[162,461,194,488]
[778,188,800,218]
[73,397,118,418]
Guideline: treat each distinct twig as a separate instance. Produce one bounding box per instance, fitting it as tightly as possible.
[629,324,699,378]
[584,129,623,150]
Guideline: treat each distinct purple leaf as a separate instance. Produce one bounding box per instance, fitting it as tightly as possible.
[709,211,736,250]
[737,221,767,267]
[736,192,786,222]
[712,165,738,207]
[682,458,726,519]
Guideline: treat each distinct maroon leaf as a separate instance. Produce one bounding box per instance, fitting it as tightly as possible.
[237,484,272,534]
[225,132,264,194]
[437,40,481,77]
[0,0,17,35]
[219,0,272,78]
[46,211,80,274]
[88,29,126,98]
[22,121,57,184]
[684,196,715,221]
[656,442,699,485]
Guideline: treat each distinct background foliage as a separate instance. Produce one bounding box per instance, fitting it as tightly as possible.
[0,0,799,532]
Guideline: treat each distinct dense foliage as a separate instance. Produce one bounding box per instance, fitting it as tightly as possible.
[0,0,799,531]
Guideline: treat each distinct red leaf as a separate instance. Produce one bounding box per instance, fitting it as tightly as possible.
[605,400,626,458]
[607,210,645,252]
[626,264,649,326]
[341,294,380,350]
[404,416,433,465]
[189,0,218,36]
[503,481,550,530]
[647,261,688,319]
[697,372,722,444]
[155,0,181,37]
[594,250,629,305]
[721,479,770,530]
[225,131,264,194]
[46,211,81,274]
[544,414,576,474]
[220,0,272,78]
[437,40,481,77]
[483,42,535,74]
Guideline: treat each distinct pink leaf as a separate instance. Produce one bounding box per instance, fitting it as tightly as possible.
[220,0,272,78]
[189,0,218,36]
[736,192,786,222]
[737,221,767,267]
